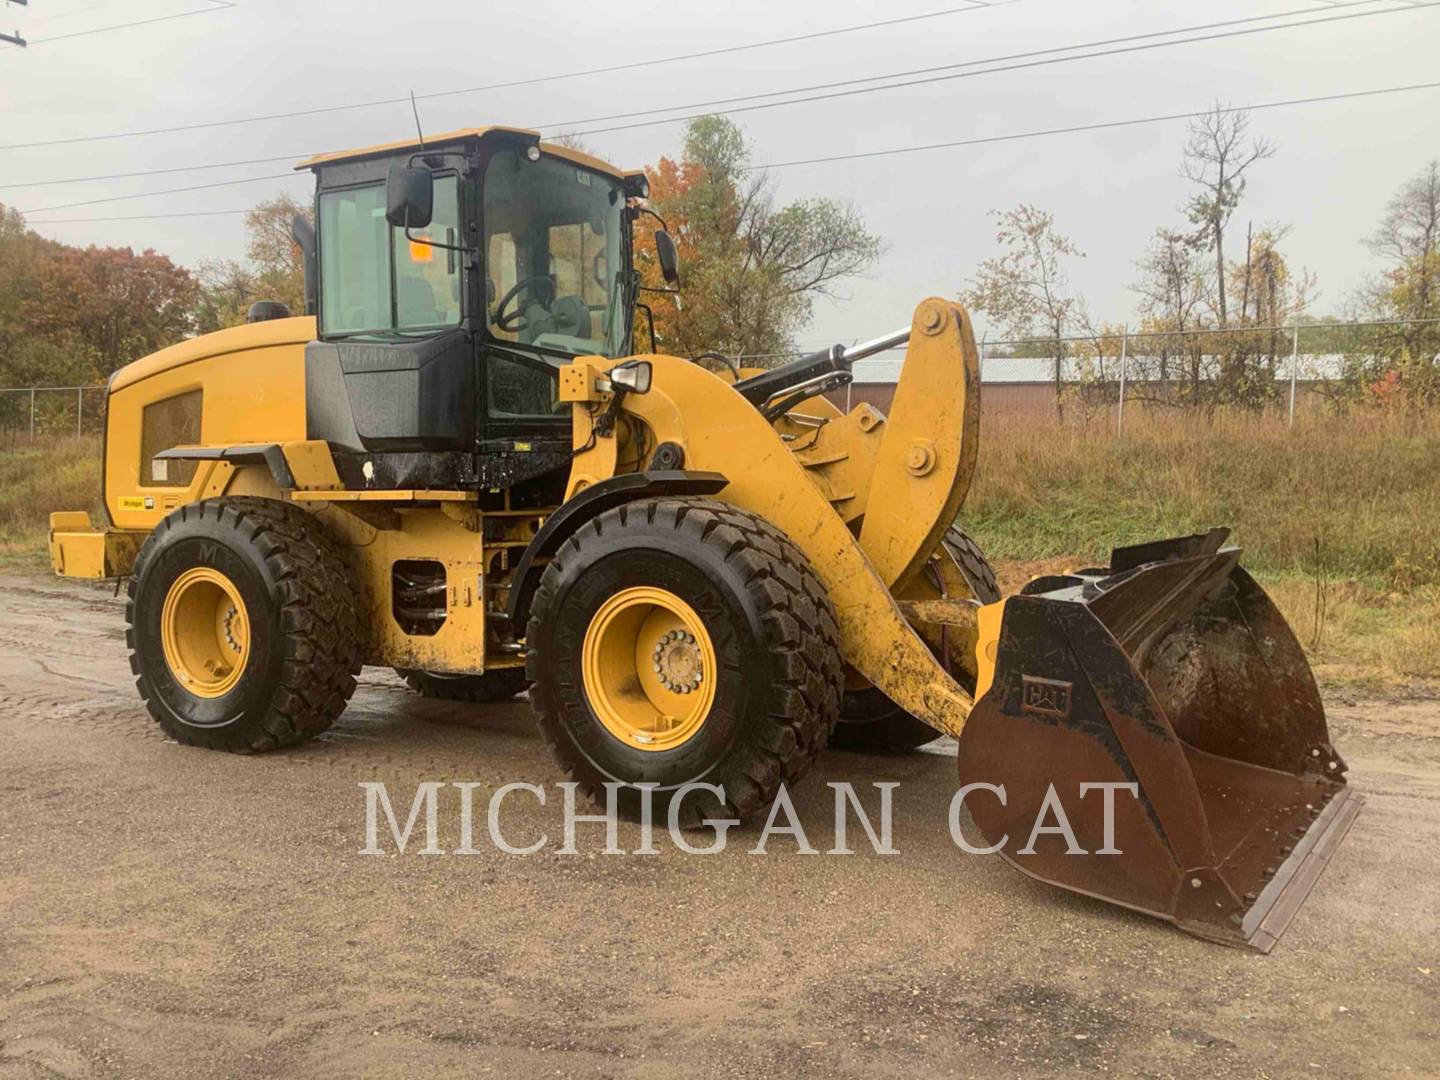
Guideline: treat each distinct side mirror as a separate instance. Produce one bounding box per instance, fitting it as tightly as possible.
[609,359,653,394]
[291,213,317,316]
[386,163,433,229]
[654,229,680,287]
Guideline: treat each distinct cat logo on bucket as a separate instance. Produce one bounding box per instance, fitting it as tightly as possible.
[1021,676,1072,719]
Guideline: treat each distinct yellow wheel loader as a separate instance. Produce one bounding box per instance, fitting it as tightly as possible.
[48,126,1360,950]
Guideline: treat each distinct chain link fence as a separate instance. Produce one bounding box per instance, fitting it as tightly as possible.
[2,317,1436,444]
[0,385,108,444]
[842,316,1440,427]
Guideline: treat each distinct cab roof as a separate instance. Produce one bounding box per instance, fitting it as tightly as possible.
[294,125,639,183]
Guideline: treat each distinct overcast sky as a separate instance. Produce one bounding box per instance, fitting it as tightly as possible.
[3,0,1438,347]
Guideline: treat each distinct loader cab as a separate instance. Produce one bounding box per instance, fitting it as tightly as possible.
[298,126,646,494]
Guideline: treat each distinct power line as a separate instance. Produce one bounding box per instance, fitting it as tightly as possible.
[550,0,1440,138]
[22,75,1440,220]
[27,209,251,224]
[1,153,307,189]
[752,81,1440,170]
[21,77,1438,223]
[0,0,235,49]
[0,1,1015,149]
[546,0,1391,133]
[8,0,1424,195]
[21,171,298,215]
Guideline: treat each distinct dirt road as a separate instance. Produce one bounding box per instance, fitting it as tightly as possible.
[1,574,1436,1078]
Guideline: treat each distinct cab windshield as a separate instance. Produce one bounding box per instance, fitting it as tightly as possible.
[483,150,628,359]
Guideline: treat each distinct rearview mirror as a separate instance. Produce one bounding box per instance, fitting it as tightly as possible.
[654,229,680,287]
[386,163,433,229]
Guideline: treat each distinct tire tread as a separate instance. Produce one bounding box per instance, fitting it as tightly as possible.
[526,498,844,823]
[126,496,362,752]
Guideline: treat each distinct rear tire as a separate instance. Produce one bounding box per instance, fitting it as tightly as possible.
[526,498,843,825]
[396,667,529,702]
[127,497,361,752]
[830,522,998,754]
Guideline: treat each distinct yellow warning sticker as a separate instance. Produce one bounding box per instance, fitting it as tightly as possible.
[118,496,146,511]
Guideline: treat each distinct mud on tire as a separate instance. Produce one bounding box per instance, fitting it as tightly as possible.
[127,496,362,751]
[525,498,844,825]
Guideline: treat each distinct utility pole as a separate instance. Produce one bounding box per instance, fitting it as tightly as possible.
[2,0,26,48]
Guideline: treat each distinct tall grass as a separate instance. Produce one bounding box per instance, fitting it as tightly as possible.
[966,410,1440,589]
[1,418,1436,680]
[966,410,1440,681]
[0,436,104,566]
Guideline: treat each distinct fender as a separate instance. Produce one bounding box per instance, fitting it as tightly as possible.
[154,443,297,489]
[506,470,730,630]
[561,299,981,739]
[153,439,343,493]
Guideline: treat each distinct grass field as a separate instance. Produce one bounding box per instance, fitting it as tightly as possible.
[966,410,1440,682]
[3,413,1436,682]
[0,436,105,566]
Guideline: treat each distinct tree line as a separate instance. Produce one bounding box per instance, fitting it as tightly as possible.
[0,195,309,390]
[961,105,1440,416]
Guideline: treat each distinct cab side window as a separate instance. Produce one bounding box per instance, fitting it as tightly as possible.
[394,177,462,331]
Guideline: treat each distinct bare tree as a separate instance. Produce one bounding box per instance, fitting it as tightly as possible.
[1368,159,1440,267]
[1355,159,1440,395]
[1181,105,1275,328]
[1132,227,1211,397]
[1366,159,1440,330]
[963,205,1084,420]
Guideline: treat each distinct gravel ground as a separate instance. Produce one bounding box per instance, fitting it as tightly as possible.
[0,574,1436,1078]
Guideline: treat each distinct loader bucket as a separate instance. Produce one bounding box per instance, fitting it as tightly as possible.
[957,529,1363,951]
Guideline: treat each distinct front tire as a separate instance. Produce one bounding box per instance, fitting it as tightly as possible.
[127,497,361,752]
[526,499,843,825]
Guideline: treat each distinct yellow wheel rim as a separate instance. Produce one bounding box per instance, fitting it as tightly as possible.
[160,567,250,698]
[581,586,718,753]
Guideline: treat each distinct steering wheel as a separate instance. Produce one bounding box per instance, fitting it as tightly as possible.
[493,275,556,333]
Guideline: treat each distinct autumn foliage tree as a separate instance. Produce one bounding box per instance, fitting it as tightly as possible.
[633,116,882,362]
[0,204,197,386]
[195,194,311,333]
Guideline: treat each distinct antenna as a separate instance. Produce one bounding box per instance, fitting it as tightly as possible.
[409,91,426,152]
